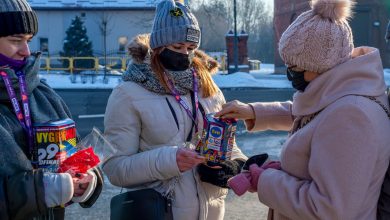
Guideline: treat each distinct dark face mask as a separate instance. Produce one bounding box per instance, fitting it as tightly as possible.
[287,67,309,92]
[159,48,193,71]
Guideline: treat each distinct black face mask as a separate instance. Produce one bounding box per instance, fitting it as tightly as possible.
[159,48,193,71]
[287,67,309,92]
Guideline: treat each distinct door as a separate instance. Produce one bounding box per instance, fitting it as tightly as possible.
[350,9,371,47]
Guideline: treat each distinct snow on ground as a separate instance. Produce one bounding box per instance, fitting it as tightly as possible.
[213,72,291,89]
[39,63,290,89]
[251,63,276,75]
[39,73,122,89]
[39,65,390,90]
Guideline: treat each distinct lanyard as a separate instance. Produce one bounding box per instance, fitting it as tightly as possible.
[164,69,199,132]
[0,71,35,163]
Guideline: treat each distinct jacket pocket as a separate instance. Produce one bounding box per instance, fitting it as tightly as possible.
[6,170,47,219]
[165,98,179,130]
[201,181,229,201]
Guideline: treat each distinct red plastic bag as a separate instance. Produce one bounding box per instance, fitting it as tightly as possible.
[57,147,100,173]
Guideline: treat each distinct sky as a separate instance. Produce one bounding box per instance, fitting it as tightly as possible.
[263,0,274,10]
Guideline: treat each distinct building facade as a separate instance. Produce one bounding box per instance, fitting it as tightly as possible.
[28,0,158,56]
[274,0,390,72]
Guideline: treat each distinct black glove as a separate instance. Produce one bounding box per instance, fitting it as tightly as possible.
[242,153,268,171]
[79,167,104,208]
[197,159,245,188]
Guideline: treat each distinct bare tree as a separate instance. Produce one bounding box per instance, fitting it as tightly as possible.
[98,12,113,82]
[191,0,274,62]
[130,13,155,29]
[193,1,229,51]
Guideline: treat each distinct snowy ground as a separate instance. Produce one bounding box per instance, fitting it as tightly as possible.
[39,63,284,89]
[40,64,390,90]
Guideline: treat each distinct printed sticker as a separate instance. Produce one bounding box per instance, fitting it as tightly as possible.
[186,28,200,43]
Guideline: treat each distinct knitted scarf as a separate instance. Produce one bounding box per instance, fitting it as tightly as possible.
[122,62,194,95]
[0,52,72,175]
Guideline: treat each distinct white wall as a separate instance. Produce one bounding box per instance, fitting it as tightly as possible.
[31,9,155,56]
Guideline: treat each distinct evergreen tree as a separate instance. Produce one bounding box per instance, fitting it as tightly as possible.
[60,16,94,71]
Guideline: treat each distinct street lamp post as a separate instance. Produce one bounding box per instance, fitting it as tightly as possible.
[102,19,107,82]
[233,0,239,73]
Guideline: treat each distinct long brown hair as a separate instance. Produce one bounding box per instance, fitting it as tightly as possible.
[150,47,219,98]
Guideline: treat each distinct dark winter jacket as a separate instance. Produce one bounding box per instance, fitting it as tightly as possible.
[0,53,72,220]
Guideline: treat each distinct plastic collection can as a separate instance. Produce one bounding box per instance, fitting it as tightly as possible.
[33,118,77,172]
[196,114,237,164]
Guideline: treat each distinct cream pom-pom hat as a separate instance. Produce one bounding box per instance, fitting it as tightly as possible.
[279,0,355,74]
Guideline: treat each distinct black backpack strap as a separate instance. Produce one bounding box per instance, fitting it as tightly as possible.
[361,94,390,219]
[360,95,390,119]
[186,92,197,142]
[165,98,179,130]
[378,166,390,220]
[198,101,206,116]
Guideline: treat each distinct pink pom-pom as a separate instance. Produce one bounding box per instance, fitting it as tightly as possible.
[311,0,355,22]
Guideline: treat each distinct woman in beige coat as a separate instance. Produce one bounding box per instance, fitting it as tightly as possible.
[103,1,246,219]
[220,0,390,219]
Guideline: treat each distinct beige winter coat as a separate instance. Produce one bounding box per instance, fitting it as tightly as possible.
[103,43,246,219]
[246,47,390,220]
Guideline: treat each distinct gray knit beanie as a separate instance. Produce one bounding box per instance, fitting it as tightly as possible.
[0,0,38,37]
[150,0,200,49]
[279,0,355,74]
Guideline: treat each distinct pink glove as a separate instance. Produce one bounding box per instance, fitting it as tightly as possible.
[228,164,264,195]
[262,161,281,170]
[228,161,282,196]
[227,172,252,196]
[248,164,263,192]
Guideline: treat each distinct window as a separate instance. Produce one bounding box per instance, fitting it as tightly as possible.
[118,36,128,52]
[40,38,49,53]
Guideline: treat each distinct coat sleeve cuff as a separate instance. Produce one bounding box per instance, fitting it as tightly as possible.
[155,146,181,176]
[245,102,293,132]
[43,173,73,207]
[257,168,281,207]
[60,173,74,205]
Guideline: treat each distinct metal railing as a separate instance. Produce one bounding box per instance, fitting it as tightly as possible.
[39,55,260,74]
[40,56,130,74]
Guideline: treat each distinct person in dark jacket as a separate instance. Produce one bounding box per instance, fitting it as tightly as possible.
[0,0,102,219]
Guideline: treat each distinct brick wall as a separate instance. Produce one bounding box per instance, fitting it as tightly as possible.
[226,31,249,73]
